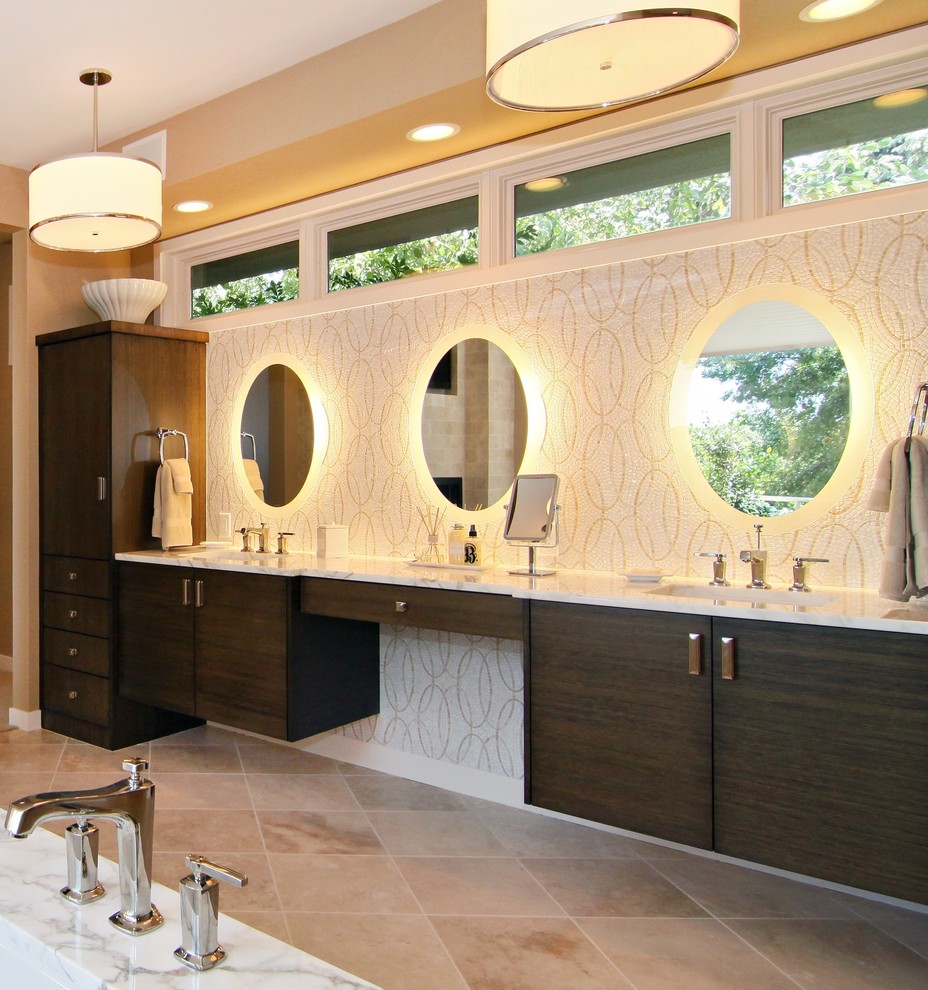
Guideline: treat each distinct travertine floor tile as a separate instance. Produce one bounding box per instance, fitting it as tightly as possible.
[395,856,564,917]
[268,854,422,915]
[148,744,243,774]
[237,743,341,775]
[57,741,150,773]
[578,917,798,989]
[154,808,265,853]
[225,909,291,943]
[431,916,631,990]
[258,810,385,855]
[523,857,709,918]
[346,775,467,811]
[0,770,57,808]
[247,772,360,811]
[366,811,508,857]
[0,743,64,772]
[289,913,469,990]
[151,724,241,747]
[728,919,928,990]
[152,850,282,913]
[151,771,252,809]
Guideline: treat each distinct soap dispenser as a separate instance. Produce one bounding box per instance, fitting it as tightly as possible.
[448,523,466,565]
[464,524,482,566]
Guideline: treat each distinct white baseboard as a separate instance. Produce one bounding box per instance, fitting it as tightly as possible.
[298,734,525,807]
[8,708,41,732]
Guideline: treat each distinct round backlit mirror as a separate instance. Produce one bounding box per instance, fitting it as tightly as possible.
[670,285,872,534]
[232,354,328,514]
[411,326,545,521]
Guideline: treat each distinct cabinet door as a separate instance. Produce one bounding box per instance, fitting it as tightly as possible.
[530,602,713,848]
[39,336,111,558]
[118,563,196,715]
[195,571,288,738]
[713,618,928,904]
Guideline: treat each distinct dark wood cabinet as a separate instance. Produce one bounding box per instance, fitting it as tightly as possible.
[528,602,713,848]
[38,321,208,748]
[528,603,928,904]
[712,618,928,905]
[119,563,381,742]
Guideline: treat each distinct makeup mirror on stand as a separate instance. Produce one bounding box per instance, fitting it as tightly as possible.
[503,473,560,576]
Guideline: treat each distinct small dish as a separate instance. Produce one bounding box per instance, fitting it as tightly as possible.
[620,568,664,584]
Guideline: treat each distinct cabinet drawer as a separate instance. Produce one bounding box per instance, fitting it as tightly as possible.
[42,666,109,727]
[43,591,110,638]
[42,628,110,677]
[301,578,523,640]
[44,556,111,598]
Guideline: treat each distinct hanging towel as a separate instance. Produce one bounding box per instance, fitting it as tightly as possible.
[868,436,928,601]
[243,458,265,497]
[152,457,193,549]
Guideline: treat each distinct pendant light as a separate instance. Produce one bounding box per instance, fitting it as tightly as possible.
[486,2,741,112]
[29,69,163,252]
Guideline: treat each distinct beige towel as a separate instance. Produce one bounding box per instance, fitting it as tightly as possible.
[243,458,264,497]
[152,458,193,549]
[908,437,928,593]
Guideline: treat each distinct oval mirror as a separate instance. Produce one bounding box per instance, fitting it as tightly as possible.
[232,354,328,514]
[670,285,872,535]
[411,327,545,521]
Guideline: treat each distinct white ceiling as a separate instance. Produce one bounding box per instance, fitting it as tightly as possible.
[0,0,442,171]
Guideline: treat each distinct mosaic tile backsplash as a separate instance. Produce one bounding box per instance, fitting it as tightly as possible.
[206,210,928,777]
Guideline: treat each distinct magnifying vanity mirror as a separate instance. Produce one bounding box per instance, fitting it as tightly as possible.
[504,473,560,576]
[232,354,328,515]
[670,285,872,535]
[411,326,545,521]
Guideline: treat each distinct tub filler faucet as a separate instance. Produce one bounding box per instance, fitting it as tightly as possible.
[4,757,163,936]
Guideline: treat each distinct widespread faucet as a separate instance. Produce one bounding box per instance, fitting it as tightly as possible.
[241,523,270,552]
[694,551,729,587]
[4,757,163,936]
[739,523,770,589]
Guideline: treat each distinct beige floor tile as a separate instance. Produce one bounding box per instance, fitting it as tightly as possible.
[237,743,340,775]
[247,772,360,811]
[431,916,631,990]
[268,854,422,915]
[395,856,565,917]
[148,745,243,774]
[152,850,282,912]
[289,913,469,990]
[0,743,65,772]
[0,728,68,745]
[152,771,252,810]
[225,909,291,943]
[154,808,265,853]
[473,802,644,859]
[655,859,859,920]
[336,762,388,776]
[0,770,58,808]
[151,724,243,747]
[258,810,385,854]
[366,811,509,858]
[828,893,928,958]
[57,742,150,773]
[524,857,709,919]
[346,775,467,812]
[728,919,928,990]
[578,917,798,989]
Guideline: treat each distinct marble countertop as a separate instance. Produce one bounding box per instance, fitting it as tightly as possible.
[115,548,928,635]
[0,826,380,990]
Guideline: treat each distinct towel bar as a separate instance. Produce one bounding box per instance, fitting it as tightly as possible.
[241,432,257,459]
[156,428,189,464]
[904,383,928,453]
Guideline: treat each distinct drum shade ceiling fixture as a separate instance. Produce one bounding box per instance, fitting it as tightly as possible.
[29,69,162,252]
[486,2,740,112]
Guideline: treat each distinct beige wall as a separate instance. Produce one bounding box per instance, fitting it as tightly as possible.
[0,241,11,659]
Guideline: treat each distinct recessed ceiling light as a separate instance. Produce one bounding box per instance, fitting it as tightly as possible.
[523,176,566,193]
[799,0,884,23]
[406,123,461,143]
[873,88,928,109]
[172,199,213,214]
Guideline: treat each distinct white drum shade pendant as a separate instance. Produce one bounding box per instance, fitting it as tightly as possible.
[29,70,162,252]
[486,2,740,111]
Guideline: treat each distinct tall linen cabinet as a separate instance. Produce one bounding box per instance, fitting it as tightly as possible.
[37,320,207,748]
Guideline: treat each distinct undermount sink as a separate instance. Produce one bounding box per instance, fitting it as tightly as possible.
[647,583,835,607]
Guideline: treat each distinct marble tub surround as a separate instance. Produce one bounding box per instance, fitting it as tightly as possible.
[0,817,380,989]
[0,724,925,990]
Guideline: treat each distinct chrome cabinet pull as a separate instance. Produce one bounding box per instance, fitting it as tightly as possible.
[195,580,204,608]
[96,477,107,501]
[688,633,703,676]
[68,609,78,619]
[395,601,409,613]
[68,647,78,657]
[68,690,78,700]
[68,571,78,581]
[182,578,192,607]
[721,636,736,680]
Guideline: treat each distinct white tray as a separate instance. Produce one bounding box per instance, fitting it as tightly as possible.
[407,559,496,571]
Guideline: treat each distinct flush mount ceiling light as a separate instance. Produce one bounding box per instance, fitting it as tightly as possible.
[799,0,884,22]
[523,176,567,192]
[172,200,214,214]
[486,1,740,112]
[406,122,461,142]
[29,69,162,252]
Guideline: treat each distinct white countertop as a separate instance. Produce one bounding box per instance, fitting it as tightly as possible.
[0,826,380,990]
[115,548,928,635]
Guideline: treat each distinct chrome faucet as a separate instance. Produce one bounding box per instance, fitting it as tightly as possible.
[4,757,163,936]
[241,523,269,552]
[739,524,770,589]
[790,556,830,592]
[694,551,729,586]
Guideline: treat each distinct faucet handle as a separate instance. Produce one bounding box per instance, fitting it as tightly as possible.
[790,557,830,593]
[276,531,293,555]
[175,856,249,972]
[122,757,149,783]
[694,552,729,587]
[185,855,248,888]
